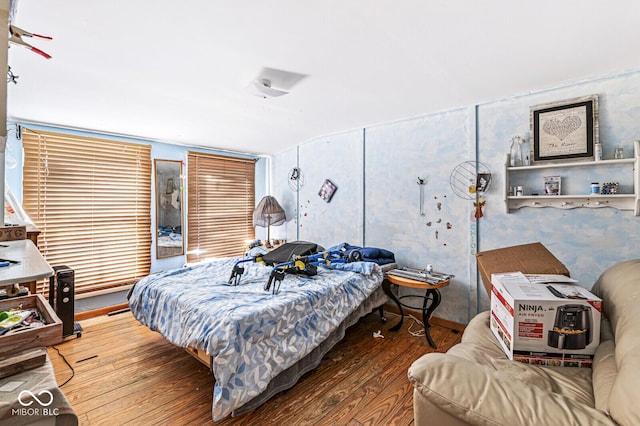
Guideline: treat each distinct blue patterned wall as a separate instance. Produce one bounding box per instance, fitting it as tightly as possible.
[273,68,640,324]
[477,71,640,312]
[364,110,476,323]
[271,146,299,242]
[298,130,365,247]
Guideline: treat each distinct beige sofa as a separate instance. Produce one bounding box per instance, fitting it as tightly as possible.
[408,259,640,425]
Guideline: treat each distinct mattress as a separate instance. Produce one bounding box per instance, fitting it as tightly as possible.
[128,257,386,420]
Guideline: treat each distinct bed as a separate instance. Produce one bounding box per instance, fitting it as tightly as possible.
[128,255,391,420]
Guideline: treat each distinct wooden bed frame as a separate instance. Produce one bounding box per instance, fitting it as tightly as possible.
[186,347,213,371]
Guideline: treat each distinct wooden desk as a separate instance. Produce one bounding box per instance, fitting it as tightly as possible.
[26,224,41,248]
[0,240,53,295]
[382,272,450,348]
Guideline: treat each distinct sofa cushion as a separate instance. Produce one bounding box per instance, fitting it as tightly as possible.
[590,259,640,426]
[408,351,612,425]
[453,312,595,405]
[408,311,615,425]
[592,339,617,413]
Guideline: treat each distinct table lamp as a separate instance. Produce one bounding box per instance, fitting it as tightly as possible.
[253,196,286,247]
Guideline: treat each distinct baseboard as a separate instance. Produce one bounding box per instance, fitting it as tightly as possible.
[74,303,130,321]
[382,302,466,333]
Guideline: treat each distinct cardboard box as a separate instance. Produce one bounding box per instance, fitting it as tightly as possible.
[0,294,62,356]
[490,272,601,367]
[476,242,570,296]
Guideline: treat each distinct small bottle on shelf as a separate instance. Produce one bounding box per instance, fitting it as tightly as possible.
[509,136,523,167]
[614,147,624,159]
[595,143,603,161]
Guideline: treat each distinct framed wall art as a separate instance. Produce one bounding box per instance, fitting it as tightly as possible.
[543,175,561,195]
[318,179,338,203]
[530,95,598,162]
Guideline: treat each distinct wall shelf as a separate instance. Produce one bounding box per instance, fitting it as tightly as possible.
[505,140,640,216]
[507,158,634,171]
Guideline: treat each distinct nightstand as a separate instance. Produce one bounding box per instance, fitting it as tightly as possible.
[382,272,450,348]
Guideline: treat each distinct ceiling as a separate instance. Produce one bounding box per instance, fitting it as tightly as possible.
[7,1,640,155]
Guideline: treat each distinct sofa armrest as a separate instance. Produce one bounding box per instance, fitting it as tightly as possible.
[408,353,614,426]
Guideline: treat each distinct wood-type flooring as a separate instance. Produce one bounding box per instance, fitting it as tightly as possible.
[48,308,463,425]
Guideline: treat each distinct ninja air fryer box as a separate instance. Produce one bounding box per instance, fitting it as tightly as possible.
[476,242,570,297]
[490,272,601,367]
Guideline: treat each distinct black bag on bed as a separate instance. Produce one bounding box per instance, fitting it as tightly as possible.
[260,241,325,266]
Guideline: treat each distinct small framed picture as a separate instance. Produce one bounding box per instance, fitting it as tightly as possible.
[318,179,338,203]
[544,176,561,196]
[530,95,598,162]
[476,173,492,193]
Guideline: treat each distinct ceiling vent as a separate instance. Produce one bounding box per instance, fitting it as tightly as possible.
[249,67,307,98]
[252,78,288,98]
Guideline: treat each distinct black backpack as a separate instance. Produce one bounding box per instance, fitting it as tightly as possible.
[260,241,324,266]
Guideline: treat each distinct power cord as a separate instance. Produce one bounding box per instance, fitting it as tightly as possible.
[51,345,75,387]
[407,313,425,337]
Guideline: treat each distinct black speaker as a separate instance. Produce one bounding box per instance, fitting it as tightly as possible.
[49,265,76,338]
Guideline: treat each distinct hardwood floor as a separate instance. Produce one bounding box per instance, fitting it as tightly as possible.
[48,308,463,425]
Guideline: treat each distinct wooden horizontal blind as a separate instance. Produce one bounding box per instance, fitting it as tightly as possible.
[187,151,255,262]
[22,128,152,295]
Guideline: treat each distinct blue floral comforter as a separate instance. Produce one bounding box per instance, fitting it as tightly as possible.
[128,258,383,420]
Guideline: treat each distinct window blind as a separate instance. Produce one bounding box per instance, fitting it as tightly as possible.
[187,151,255,263]
[22,128,152,295]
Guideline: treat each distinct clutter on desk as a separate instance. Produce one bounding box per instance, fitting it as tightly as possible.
[0,285,29,299]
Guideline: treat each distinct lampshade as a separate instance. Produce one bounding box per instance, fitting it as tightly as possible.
[253,196,286,227]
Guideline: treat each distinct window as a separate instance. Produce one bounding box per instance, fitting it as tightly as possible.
[22,128,152,295]
[187,151,255,262]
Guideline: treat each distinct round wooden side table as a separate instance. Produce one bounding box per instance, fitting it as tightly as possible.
[382,273,450,348]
